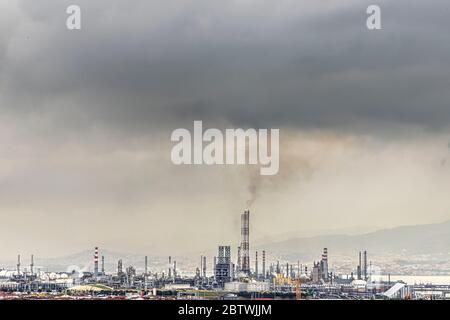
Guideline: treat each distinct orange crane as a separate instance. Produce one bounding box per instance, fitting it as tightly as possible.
[295,278,301,300]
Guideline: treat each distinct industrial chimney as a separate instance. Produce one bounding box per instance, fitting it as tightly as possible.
[203,256,207,278]
[30,254,34,276]
[262,250,266,280]
[145,256,148,276]
[173,260,177,282]
[168,256,172,279]
[237,246,242,271]
[17,254,21,274]
[94,247,99,278]
[357,251,362,280]
[240,209,250,275]
[363,251,368,281]
[322,247,329,281]
[255,251,258,279]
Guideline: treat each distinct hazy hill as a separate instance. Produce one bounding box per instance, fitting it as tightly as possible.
[257,220,450,260]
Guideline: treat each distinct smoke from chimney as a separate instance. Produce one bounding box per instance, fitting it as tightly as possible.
[245,131,360,207]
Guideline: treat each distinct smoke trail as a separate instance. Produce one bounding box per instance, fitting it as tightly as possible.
[246,166,261,208]
[245,131,312,208]
[245,130,361,207]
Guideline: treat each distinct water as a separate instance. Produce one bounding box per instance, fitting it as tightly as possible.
[371,275,450,285]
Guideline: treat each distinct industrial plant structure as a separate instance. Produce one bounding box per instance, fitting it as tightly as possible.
[239,209,251,275]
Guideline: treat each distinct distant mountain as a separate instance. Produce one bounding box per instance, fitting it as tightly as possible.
[257,220,450,260]
[253,225,383,246]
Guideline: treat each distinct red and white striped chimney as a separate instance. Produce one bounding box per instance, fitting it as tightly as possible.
[94,247,99,277]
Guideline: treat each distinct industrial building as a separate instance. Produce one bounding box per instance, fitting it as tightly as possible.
[311,248,329,283]
[214,246,233,288]
[224,281,270,293]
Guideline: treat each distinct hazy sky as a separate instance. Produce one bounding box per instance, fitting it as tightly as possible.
[1,0,450,258]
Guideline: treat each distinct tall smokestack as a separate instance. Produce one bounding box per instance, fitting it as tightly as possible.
[94,247,99,278]
[101,256,105,274]
[145,256,148,276]
[262,250,266,280]
[213,256,217,281]
[322,248,328,261]
[17,254,21,274]
[168,256,172,278]
[30,254,34,275]
[322,247,329,281]
[203,256,207,278]
[173,260,177,282]
[237,246,241,271]
[255,251,258,279]
[144,256,148,290]
[241,209,250,274]
[358,251,362,280]
[117,259,123,275]
[363,251,368,281]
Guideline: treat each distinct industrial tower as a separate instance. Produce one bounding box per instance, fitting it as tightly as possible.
[94,247,99,278]
[240,209,250,275]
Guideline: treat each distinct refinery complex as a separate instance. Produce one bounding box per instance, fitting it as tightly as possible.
[0,210,449,300]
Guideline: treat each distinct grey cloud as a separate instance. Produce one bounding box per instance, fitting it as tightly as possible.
[1,0,449,137]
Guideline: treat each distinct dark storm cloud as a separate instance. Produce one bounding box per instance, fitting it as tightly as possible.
[1,0,450,137]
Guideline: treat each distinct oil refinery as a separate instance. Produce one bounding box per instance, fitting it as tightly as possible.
[0,209,448,300]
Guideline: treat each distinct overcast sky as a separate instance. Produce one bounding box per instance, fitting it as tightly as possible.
[1,0,450,258]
